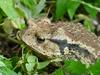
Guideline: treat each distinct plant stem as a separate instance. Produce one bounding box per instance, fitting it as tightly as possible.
[0,32,20,44]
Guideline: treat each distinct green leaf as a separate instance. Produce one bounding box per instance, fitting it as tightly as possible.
[0,55,12,69]
[14,0,45,19]
[0,0,20,28]
[0,72,3,75]
[17,72,22,75]
[27,55,37,63]
[25,63,35,72]
[64,60,86,75]
[33,0,46,17]
[20,0,37,10]
[37,61,50,69]
[0,55,6,60]
[13,0,32,19]
[96,0,100,5]
[0,8,6,23]
[84,5,97,18]
[66,0,81,20]
[11,56,20,68]
[84,19,95,32]
[89,59,100,75]
[2,18,13,34]
[0,61,5,67]
[55,0,67,19]
[55,68,64,75]
[16,18,26,30]
[25,55,38,72]
[0,67,17,75]
[3,60,12,69]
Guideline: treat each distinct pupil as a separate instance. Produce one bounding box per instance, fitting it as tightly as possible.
[37,36,45,43]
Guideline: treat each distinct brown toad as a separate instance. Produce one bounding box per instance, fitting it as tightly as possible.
[21,18,100,65]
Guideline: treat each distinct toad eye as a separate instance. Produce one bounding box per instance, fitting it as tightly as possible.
[35,33,45,43]
[35,34,45,44]
[36,36,45,43]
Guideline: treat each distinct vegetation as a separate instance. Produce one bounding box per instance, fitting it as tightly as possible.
[0,0,100,75]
